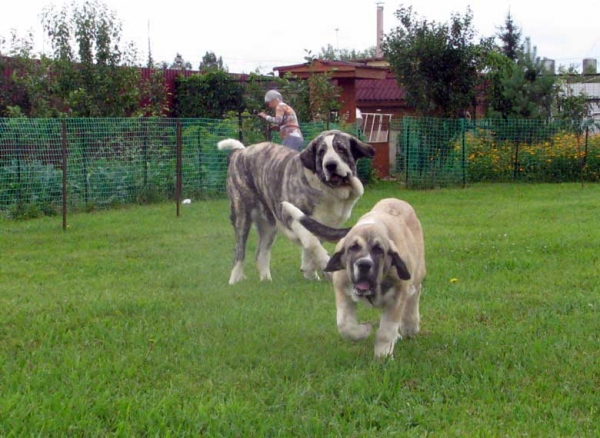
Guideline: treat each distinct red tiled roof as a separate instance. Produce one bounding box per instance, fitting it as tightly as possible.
[356,75,405,102]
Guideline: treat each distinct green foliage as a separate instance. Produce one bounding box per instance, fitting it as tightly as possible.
[39,0,142,117]
[383,5,490,118]
[169,53,192,70]
[173,70,244,118]
[486,40,556,121]
[552,74,595,135]
[306,68,341,123]
[199,51,226,72]
[237,72,285,116]
[400,116,600,188]
[496,11,522,61]
[0,38,65,117]
[139,69,171,117]
[317,44,377,61]
[486,18,561,124]
[465,128,600,183]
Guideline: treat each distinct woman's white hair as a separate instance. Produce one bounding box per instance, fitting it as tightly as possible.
[264,90,283,103]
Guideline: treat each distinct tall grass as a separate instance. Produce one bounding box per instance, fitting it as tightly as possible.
[1,182,599,435]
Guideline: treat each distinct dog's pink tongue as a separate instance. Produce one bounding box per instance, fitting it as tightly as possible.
[355,282,370,291]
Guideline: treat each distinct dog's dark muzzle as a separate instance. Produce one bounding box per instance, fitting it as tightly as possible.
[353,258,376,297]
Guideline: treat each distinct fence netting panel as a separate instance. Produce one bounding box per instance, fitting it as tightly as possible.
[0,118,359,219]
[397,117,600,188]
[0,118,64,217]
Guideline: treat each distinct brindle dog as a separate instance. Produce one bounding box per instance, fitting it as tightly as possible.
[217,130,375,285]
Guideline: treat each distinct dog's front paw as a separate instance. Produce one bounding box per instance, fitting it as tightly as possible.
[339,322,372,341]
[374,340,396,359]
[374,329,400,359]
[400,324,419,338]
[400,319,420,338]
[301,269,321,281]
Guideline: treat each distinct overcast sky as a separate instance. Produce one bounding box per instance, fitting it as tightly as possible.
[2,0,599,73]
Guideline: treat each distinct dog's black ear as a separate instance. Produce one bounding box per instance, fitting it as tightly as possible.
[325,250,345,272]
[299,137,318,172]
[390,249,411,280]
[349,136,375,161]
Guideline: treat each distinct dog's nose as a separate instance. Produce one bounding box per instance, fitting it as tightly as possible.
[325,161,337,172]
[356,258,373,273]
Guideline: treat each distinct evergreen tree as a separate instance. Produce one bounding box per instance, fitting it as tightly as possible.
[497,11,522,61]
[486,36,555,120]
[199,51,226,71]
[170,53,191,70]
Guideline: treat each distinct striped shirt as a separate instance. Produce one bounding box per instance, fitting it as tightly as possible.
[265,102,303,140]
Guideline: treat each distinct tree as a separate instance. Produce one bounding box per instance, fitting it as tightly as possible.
[170,53,192,70]
[305,71,341,122]
[139,69,170,117]
[485,37,555,120]
[497,11,522,62]
[382,5,490,118]
[173,69,243,118]
[0,30,38,116]
[40,0,141,116]
[553,68,594,134]
[317,44,377,61]
[199,51,226,71]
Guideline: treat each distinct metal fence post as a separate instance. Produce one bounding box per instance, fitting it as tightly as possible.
[142,117,148,188]
[15,129,22,212]
[513,140,520,182]
[175,120,182,217]
[404,118,410,188]
[62,120,68,231]
[461,118,466,188]
[580,126,589,188]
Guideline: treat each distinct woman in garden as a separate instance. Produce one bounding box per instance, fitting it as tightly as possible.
[258,90,304,151]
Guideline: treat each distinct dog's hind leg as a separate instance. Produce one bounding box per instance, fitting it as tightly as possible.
[228,208,252,285]
[255,216,277,282]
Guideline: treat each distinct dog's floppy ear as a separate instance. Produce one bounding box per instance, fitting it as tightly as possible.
[389,240,411,280]
[349,135,375,161]
[299,135,321,172]
[325,249,345,272]
[325,238,346,272]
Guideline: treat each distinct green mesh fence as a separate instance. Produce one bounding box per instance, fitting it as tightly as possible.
[0,118,364,219]
[397,117,600,188]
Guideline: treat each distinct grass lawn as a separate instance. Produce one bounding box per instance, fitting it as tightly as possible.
[1,182,599,436]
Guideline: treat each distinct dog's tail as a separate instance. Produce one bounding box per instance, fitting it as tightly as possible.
[217,139,245,151]
[282,201,351,243]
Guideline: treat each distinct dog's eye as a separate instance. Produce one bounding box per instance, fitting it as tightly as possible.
[334,145,347,155]
[371,245,384,255]
[348,243,361,252]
